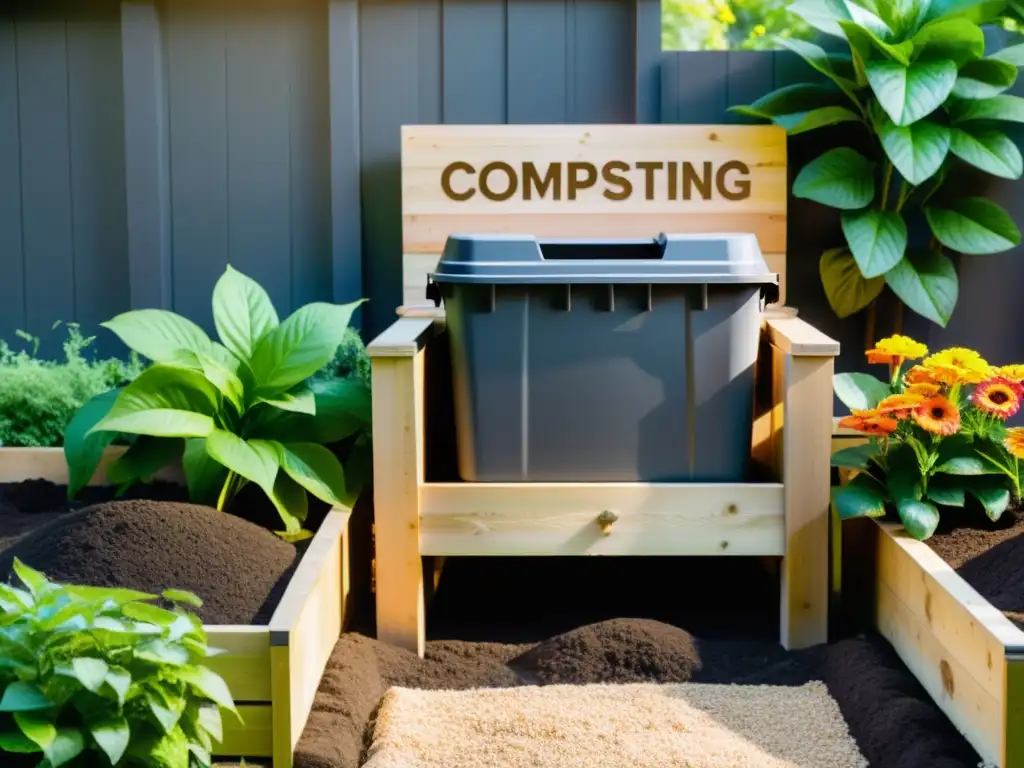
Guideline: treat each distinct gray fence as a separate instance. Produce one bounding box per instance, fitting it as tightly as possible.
[1,0,1022,377]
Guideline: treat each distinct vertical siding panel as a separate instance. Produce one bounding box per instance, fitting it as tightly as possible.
[418,1,442,124]
[66,0,129,352]
[166,0,228,331]
[0,10,25,343]
[725,50,774,124]
[16,4,75,355]
[506,0,567,124]
[224,0,291,315]
[571,0,633,122]
[441,0,506,124]
[659,49,680,123]
[672,51,729,123]
[634,0,661,123]
[325,0,360,308]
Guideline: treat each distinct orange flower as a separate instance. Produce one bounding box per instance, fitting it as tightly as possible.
[905,382,941,397]
[838,410,899,435]
[1005,427,1024,459]
[905,365,942,386]
[913,396,961,436]
[971,377,1023,419]
[874,393,925,419]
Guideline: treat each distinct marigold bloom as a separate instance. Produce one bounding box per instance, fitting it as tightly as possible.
[1005,427,1024,459]
[995,364,1024,382]
[838,410,899,435]
[874,393,925,419]
[904,382,941,397]
[924,347,991,384]
[913,396,961,436]
[866,335,928,367]
[971,377,1023,419]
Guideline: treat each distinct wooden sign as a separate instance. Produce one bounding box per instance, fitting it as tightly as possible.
[400,124,788,306]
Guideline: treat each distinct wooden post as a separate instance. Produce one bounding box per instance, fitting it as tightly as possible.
[368,318,437,656]
[765,316,840,650]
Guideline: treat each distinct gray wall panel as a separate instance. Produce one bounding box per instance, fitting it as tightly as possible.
[441,0,507,123]
[507,0,568,123]
[572,0,634,122]
[0,11,26,342]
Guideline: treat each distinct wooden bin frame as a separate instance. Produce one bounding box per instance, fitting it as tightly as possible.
[0,446,350,768]
[368,310,840,655]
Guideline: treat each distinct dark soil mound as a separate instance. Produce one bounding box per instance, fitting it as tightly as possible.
[928,509,1024,628]
[822,636,981,768]
[0,499,297,625]
[509,618,701,684]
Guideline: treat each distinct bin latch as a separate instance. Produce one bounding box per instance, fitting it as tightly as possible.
[426,278,442,307]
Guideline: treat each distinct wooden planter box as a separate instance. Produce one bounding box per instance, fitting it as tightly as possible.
[871,520,1024,768]
[0,446,350,768]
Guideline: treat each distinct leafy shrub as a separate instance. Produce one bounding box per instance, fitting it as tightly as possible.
[0,558,237,767]
[733,0,1024,327]
[832,335,1024,540]
[312,327,371,390]
[63,266,371,538]
[0,324,143,448]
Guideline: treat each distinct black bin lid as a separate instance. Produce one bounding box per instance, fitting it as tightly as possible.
[429,233,779,288]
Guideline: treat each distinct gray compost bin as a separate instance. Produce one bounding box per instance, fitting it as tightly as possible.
[428,232,780,483]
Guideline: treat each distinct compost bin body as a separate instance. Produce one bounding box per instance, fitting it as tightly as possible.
[431,233,779,483]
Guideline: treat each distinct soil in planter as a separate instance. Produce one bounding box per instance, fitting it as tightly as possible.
[927,504,1024,629]
[0,481,300,624]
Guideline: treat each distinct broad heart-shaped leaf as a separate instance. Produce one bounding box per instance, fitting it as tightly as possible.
[991,42,1024,66]
[269,472,308,531]
[0,730,39,753]
[14,714,84,767]
[888,461,924,504]
[176,666,238,715]
[257,381,316,415]
[934,435,1002,474]
[910,18,985,66]
[183,438,228,505]
[884,248,958,326]
[950,94,1024,123]
[950,125,1024,179]
[922,0,1010,25]
[834,372,892,410]
[63,389,120,500]
[819,247,886,317]
[774,106,861,135]
[953,58,1018,99]
[0,682,52,712]
[794,148,875,210]
[93,365,220,438]
[106,436,185,485]
[728,82,849,119]
[70,657,109,693]
[832,484,887,519]
[91,717,130,766]
[925,197,1022,254]
[205,430,279,494]
[248,378,371,444]
[927,482,967,506]
[831,443,881,469]
[787,0,849,36]
[965,476,1012,520]
[840,19,911,66]
[101,309,212,364]
[867,59,957,126]
[879,117,951,184]
[841,209,908,278]
[776,37,861,102]
[250,300,363,396]
[897,498,941,539]
[212,265,280,362]
[278,442,348,507]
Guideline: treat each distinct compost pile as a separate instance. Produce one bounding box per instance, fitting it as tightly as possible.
[0,492,298,625]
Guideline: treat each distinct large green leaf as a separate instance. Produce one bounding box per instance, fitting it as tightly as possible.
[728,82,848,119]
[198,343,247,415]
[0,682,52,712]
[883,248,958,326]
[934,436,1002,474]
[950,93,1024,122]
[794,148,875,210]
[965,476,1012,520]
[94,409,213,439]
[250,300,363,395]
[867,59,958,125]
[921,0,1009,25]
[840,19,912,65]
[63,389,120,500]
[14,714,84,768]
[925,197,1022,254]
[832,484,888,519]
[182,438,228,505]
[897,498,941,539]
[927,481,967,506]
[205,430,279,494]
[774,106,862,135]
[819,247,886,317]
[0,730,39,753]
[831,443,881,469]
[879,117,951,183]
[953,58,1018,99]
[834,371,892,410]
[269,472,308,531]
[256,382,316,415]
[777,37,861,102]
[212,265,280,362]
[94,365,220,438]
[91,717,130,766]
[101,309,211,364]
[248,378,371,444]
[888,456,924,503]
[176,666,237,715]
[278,443,347,507]
[841,209,908,278]
[949,125,1023,179]
[910,18,985,65]
[787,0,849,36]
[106,436,185,485]
[991,42,1024,66]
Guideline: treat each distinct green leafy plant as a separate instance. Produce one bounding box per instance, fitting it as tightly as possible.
[831,333,1024,540]
[63,266,371,538]
[0,323,143,448]
[312,327,371,391]
[733,0,1024,327]
[0,558,237,767]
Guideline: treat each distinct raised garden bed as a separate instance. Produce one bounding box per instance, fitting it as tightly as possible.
[0,446,351,767]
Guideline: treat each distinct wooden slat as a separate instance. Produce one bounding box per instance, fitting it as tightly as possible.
[419,482,786,557]
[218,704,272,758]
[204,625,271,703]
[366,316,439,358]
[765,316,840,357]
[1006,656,1024,767]
[0,446,181,485]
